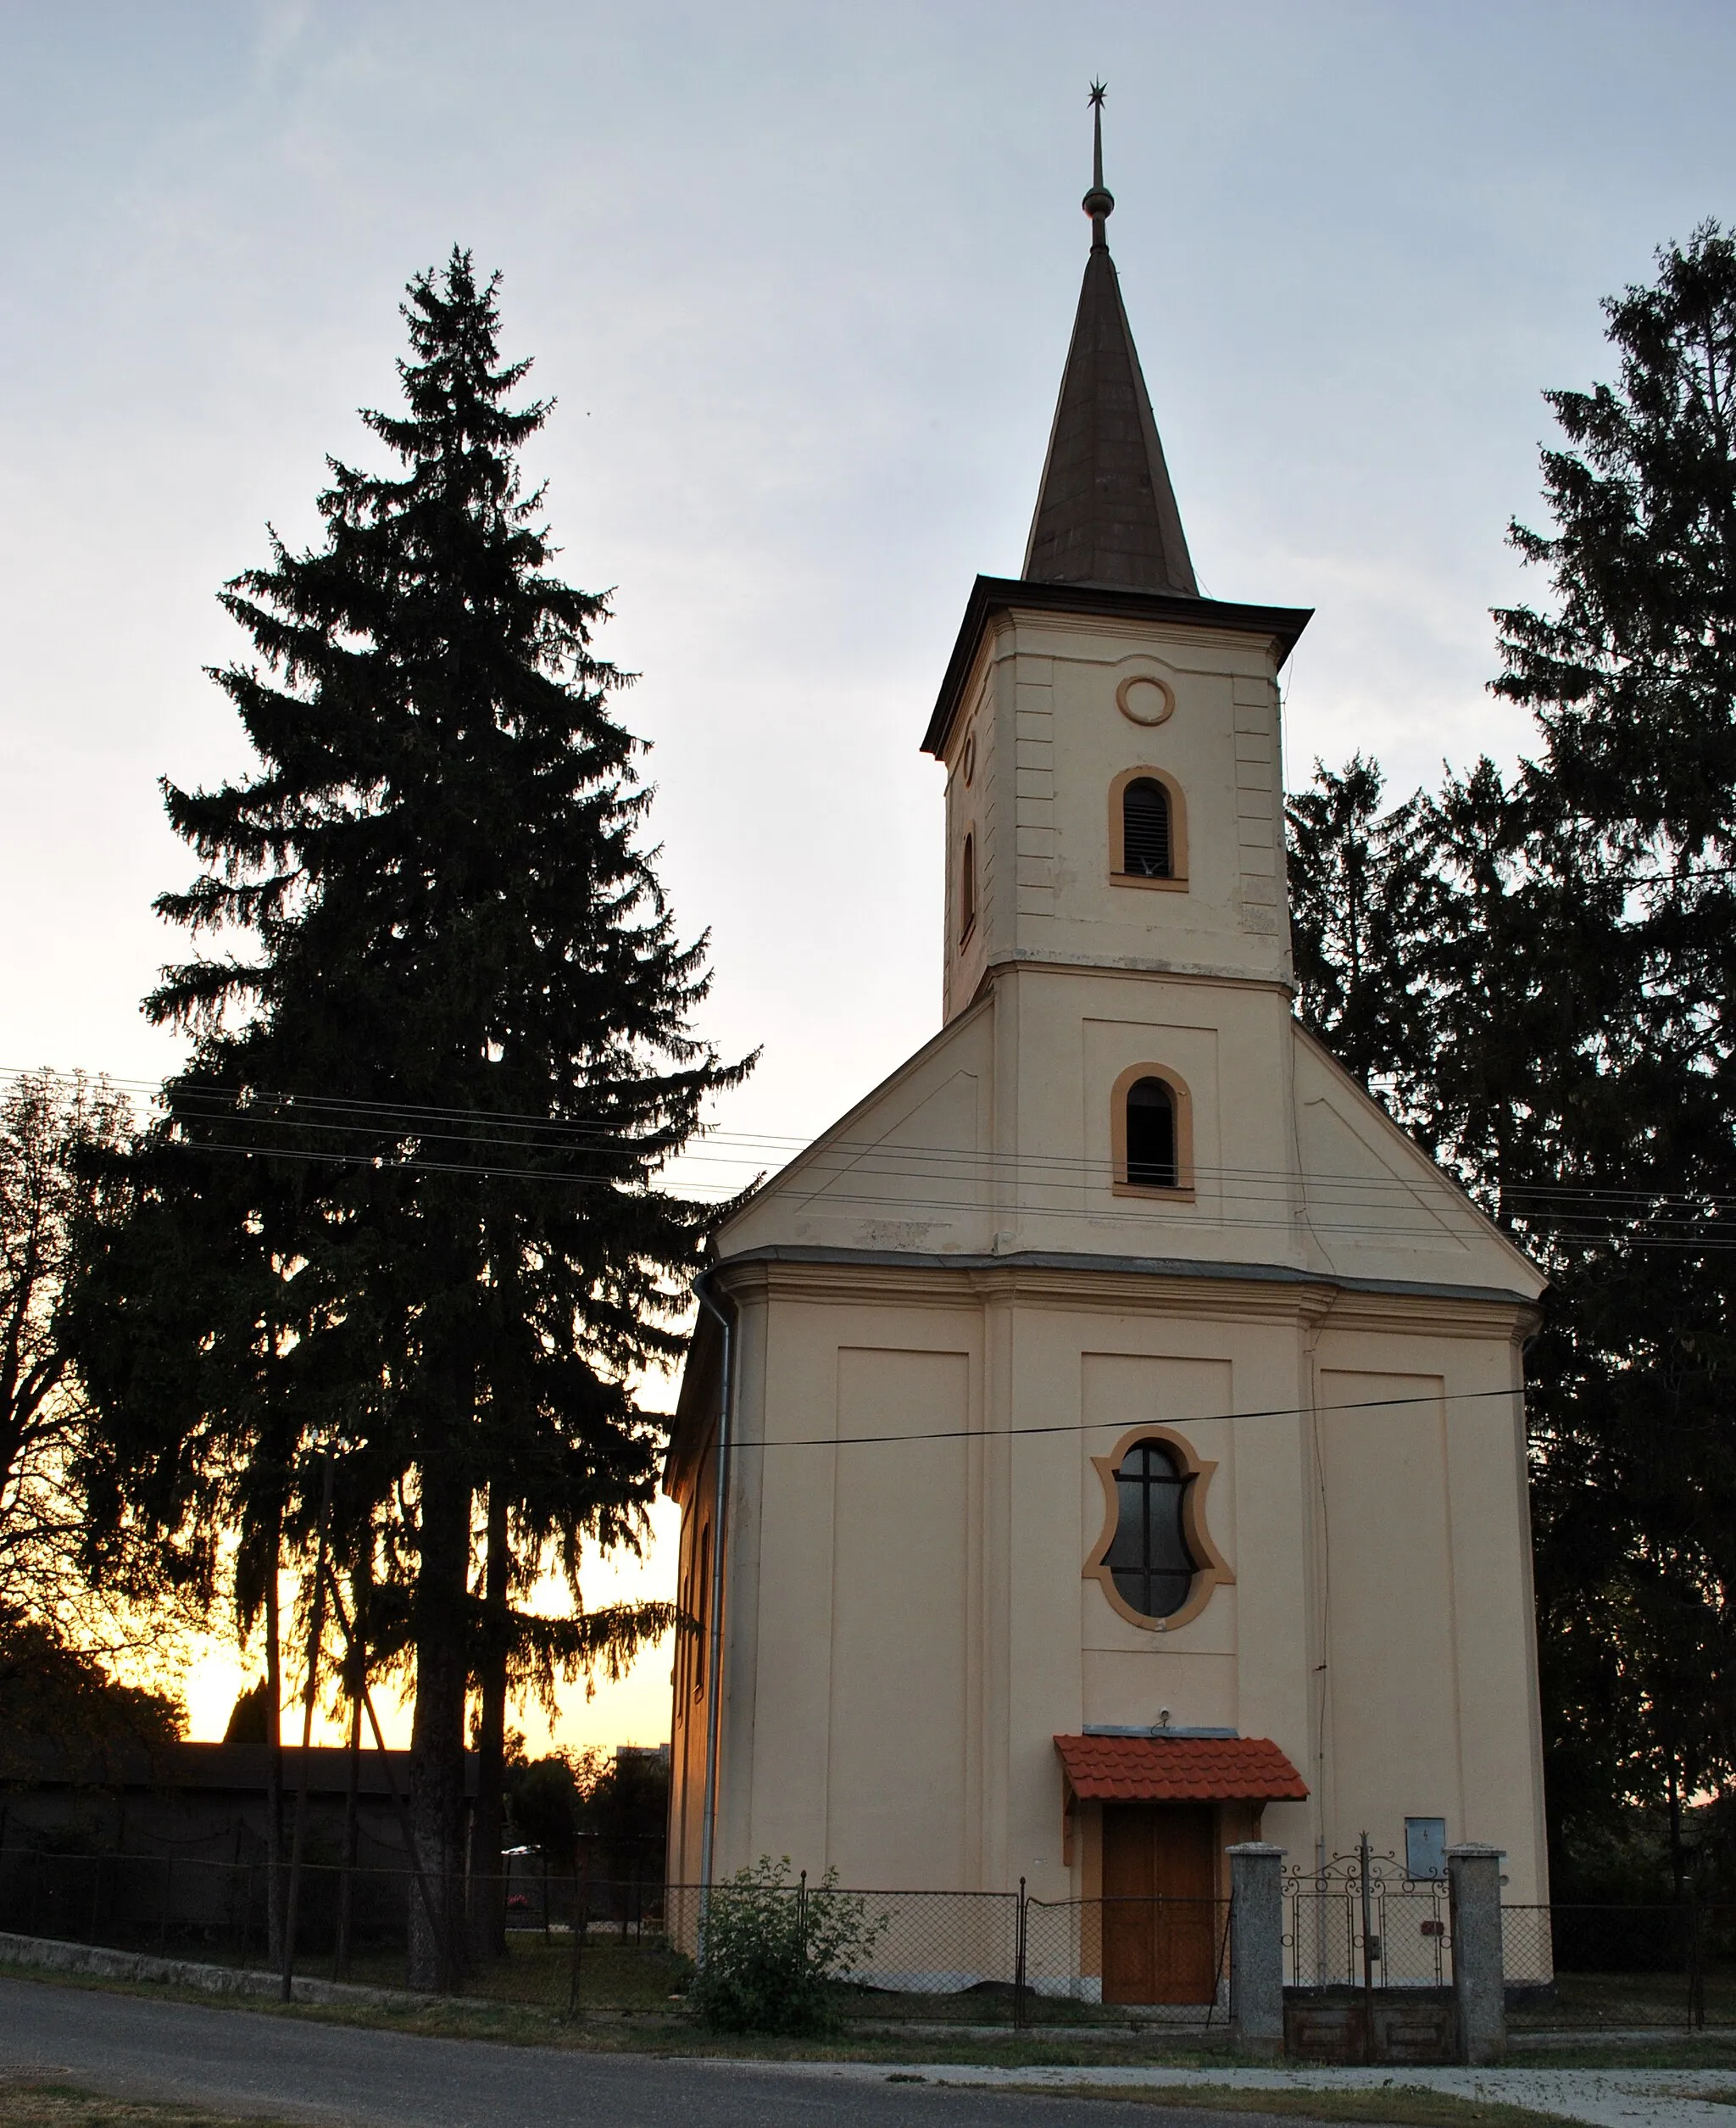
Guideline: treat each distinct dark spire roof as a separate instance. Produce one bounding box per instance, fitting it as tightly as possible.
[1021,87,1199,598]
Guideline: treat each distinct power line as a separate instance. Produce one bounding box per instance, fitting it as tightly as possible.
[713,1380,1531,1451]
[12,1063,1736,1245]
[8,1061,1732,1212]
[114,1130,1736,1251]
[239,1382,1542,1458]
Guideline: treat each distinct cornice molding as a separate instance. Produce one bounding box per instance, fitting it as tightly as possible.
[967,952,1296,1000]
[924,576,1313,758]
[711,1245,1540,1340]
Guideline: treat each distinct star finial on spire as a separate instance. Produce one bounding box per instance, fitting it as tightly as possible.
[1083,81,1113,247]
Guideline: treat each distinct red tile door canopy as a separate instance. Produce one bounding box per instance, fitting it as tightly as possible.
[1054,1733,1308,1802]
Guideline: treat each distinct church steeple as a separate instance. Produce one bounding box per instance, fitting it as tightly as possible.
[1021,86,1199,598]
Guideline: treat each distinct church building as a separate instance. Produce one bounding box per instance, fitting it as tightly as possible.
[665,109,1550,2000]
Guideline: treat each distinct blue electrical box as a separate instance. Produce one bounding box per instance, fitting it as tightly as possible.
[1405,1817,1447,1880]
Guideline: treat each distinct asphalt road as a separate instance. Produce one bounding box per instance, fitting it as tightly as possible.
[0,1977,1372,2128]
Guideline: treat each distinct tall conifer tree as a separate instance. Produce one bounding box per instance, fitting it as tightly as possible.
[1492,222,1736,1881]
[1285,754,1440,1115]
[1288,227,1736,1886]
[72,253,743,1982]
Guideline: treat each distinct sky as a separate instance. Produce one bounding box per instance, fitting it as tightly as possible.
[4,0,1735,1752]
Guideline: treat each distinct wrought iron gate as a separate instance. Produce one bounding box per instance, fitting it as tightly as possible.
[1283,1835,1458,2063]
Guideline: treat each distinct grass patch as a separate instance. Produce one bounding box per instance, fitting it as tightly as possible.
[0,1960,1253,2065]
[1505,2035,1736,2068]
[1007,2088,1588,2128]
[0,2081,297,2127]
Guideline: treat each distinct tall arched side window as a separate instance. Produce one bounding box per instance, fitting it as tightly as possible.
[1108,767,1188,888]
[1083,1426,1234,1633]
[1126,1078,1175,1187]
[960,832,976,942]
[1121,777,1171,877]
[693,1522,711,1700]
[1110,1064,1194,1198]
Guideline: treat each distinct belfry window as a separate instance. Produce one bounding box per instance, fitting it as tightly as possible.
[960,833,976,942]
[1121,777,1171,878]
[1125,1077,1177,1189]
[1105,1440,1195,1620]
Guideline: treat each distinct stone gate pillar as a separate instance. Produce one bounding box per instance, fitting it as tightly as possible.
[1225,1841,1286,2056]
[1446,1843,1506,2064]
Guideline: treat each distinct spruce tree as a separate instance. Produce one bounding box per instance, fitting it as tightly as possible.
[1493,222,1736,1881]
[71,252,743,1984]
[66,1124,348,1963]
[1284,755,1440,1117]
[1288,227,1736,1885]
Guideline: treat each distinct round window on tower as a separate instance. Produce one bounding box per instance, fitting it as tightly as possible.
[1116,673,1174,727]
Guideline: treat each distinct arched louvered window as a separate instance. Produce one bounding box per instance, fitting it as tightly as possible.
[960,833,976,941]
[1125,1076,1177,1189]
[1121,777,1171,878]
[1105,1440,1195,1620]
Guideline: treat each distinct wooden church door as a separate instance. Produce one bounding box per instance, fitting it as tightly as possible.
[1100,1802,1219,2004]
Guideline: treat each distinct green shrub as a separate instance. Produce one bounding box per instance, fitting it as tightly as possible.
[688,1855,886,2036]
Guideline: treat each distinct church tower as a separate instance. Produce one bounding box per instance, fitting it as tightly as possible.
[934,86,1304,1030]
[665,98,1550,1997]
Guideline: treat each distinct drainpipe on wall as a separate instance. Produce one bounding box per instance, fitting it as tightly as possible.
[693,1269,736,1956]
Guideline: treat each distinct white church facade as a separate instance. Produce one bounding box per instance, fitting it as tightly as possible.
[665,122,1550,1998]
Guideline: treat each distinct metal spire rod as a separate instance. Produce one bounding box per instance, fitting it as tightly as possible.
[1090,80,1105,188]
[1084,81,1114,248]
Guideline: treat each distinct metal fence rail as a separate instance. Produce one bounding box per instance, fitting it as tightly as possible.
[1502,1902,1736,2031]
[7,1847,1736,2034]
[670,1878,1227,2025]
[0,1851,1230,2025]
[0,1849,665,2011]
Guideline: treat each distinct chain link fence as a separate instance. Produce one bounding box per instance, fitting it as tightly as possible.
[669,1884,1228,2025]
[1502,1902,1736,2031]
[658,1880,1228,2025]
[0,1848,672,2013]
[0,1850,1230,2025]
[10,1846,1736,2035]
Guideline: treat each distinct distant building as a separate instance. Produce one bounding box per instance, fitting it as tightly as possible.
[665,117,1548,1999]
[614,1744,670,1772]
[0,1740,465,1868]
[0,1740,478,1947]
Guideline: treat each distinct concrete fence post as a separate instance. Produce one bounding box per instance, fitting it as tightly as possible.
[1225,1841,1286,2057]
[1446,1843,1505,2064]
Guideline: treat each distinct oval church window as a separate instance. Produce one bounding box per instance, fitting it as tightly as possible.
[1104,1440,1196,1620]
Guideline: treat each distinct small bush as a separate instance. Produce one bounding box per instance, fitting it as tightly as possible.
[688,1855,886,2036]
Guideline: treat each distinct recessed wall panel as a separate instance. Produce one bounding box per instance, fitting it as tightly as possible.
[1317,1369,1461,1855]
[827,1347,970,1887]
